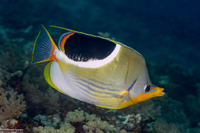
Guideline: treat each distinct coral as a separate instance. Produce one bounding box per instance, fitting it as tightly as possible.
[102,99,162,132]
[64,109,116,133]
[0,83,26,127]
[65,109,85,123]
[83,113,116,133]
[132,100,161,120]
[1,119,19,129]
[30,99,170,133]
[33,113,61,127]
[118,114,142,131]
[33,109,122,133]
[33,123,75,133]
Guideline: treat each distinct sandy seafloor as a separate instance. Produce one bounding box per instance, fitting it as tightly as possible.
[0,0,200,132]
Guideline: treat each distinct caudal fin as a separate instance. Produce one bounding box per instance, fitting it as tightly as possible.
[31,25,57,64]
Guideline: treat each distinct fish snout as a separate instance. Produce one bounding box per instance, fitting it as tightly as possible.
[152,86,165,97]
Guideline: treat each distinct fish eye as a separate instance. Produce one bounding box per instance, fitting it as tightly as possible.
[144,84,151,92]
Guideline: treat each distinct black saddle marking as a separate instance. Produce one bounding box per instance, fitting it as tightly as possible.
[64,33,116,62]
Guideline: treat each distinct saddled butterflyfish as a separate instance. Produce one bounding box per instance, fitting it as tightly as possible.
[31,25,165,109]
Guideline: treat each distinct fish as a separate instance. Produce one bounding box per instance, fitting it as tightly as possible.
[31,25,165,109]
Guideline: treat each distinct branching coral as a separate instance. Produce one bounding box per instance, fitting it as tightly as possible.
[33,123,75,133]
[83,113,116,133]
[33,109,117,133]
[118,113,142,131]
[0,82,26,126]
[65,109,116,133]
[65,109,85,123]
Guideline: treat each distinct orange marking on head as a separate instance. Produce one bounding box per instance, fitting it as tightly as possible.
[133,87,165,103]
[60,32,75,52]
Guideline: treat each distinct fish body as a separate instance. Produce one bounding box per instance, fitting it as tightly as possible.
[32,25,165,109]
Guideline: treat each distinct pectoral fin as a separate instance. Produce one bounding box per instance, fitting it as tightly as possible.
[120,91,130,101]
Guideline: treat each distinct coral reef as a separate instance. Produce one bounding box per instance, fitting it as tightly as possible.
[33,109,117,133]
[118,114,142,131]
[82,112,116,133]
[0,81,26,128]
[65,110,85,123]
[33,123,75,133]
[33,113,61,127]
[32,107,163,133]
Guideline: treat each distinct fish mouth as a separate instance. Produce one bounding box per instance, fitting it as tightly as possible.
[159,89,165,96]
[152,87,165,97]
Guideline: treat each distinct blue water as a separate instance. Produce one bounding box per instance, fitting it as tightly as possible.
[0,0,199,132]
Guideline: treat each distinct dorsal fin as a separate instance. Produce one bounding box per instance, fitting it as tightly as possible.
[50,25,88,35]
[50,25,116,43]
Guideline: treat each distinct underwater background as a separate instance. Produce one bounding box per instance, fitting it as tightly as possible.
[0,0,200,132]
